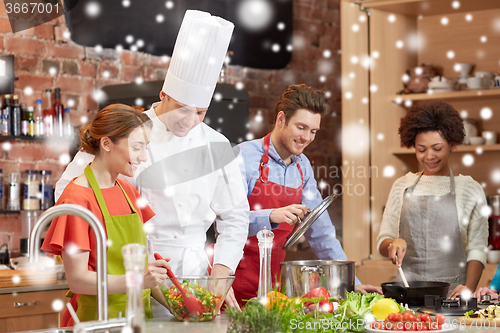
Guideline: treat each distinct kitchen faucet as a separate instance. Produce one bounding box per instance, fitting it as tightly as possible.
[29,204,109,321]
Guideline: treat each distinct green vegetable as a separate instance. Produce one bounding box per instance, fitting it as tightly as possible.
[464,310,474,318]
[337,291,384,316]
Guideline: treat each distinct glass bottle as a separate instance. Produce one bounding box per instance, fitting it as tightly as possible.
[34,100,44,137]
[122,244,146,333]
[6,172,21,211]
[1,112,9,136]
[22,169,40,210]
[257,227,274,298]
[39,170,54,210]
[21,102,29,136]
[27,108,35,137]
[11,95,21,136]
[3,95,11,135]
[42,89,54,137]
[63,108,72,138]
[54,88,64,138]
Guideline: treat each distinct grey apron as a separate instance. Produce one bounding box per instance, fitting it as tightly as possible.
[399,169,467,292]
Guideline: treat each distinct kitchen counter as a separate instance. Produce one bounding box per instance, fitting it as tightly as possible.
[144,315,229,333]
[0,280,69,294]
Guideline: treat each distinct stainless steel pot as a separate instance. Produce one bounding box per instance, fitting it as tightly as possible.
[279,260,355,299]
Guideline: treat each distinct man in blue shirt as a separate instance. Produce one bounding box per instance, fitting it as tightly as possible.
[232,84,382,305]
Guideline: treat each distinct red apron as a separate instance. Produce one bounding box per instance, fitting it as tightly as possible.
[232,133,303,306]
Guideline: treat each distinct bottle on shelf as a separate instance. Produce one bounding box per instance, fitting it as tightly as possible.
[42,89,54,137]
[35,99,44,137]
[21,102,29,136]
[22,170,40,211]
[11,95,21,137]
[53,88,64,138]
[39,170,54,210]
[63,108,72,138]
[3,95,12,136]
[6,172,21,211]
[27,107,35,137]
[1,111,8,136]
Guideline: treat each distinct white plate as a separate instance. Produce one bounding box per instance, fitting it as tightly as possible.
[366,322,456,333]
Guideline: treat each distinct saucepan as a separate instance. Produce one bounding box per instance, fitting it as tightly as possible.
[280,260,355,299]
[381,281,450,306]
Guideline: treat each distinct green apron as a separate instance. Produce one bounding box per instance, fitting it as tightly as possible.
[75,164,153,322]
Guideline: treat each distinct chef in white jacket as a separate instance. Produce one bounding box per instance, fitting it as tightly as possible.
[55,10,249,313]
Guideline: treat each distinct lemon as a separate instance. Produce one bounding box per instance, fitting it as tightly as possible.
[372,298,400,320]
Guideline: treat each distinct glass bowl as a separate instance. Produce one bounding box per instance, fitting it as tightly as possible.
[159,275,235,321]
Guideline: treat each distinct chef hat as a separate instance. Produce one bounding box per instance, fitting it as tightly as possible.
[162,10,234,108]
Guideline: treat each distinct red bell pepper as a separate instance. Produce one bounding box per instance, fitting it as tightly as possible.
[301,287,332,311]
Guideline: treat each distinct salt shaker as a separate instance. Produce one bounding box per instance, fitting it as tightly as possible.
[257,227,274,298]
[122,244,146,333]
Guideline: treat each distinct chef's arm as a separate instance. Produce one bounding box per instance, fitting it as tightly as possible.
[248,209,280,237]
[210,263,232,277]
[464,260,484,291]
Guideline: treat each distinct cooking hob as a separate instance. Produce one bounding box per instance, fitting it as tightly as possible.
[417,295,478,316]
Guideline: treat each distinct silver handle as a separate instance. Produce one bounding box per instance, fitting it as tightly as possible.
[14,301,38,308]
[300,266,324,274]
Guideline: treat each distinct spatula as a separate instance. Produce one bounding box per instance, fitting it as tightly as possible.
[154,253,203,315]
[395,254,410,288]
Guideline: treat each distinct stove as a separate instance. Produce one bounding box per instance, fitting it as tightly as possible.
[417,295,478,316]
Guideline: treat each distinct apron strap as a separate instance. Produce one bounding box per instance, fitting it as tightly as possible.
[84,164,111,218]
[259,133,271,183]
[449,168,456,195]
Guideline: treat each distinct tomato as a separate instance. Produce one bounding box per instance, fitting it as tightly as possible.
[428,322,440,330]
[434,313,446,325]
[418,314,432,323]
[417,324,429,331]
[302,287,330,299]
[402,312,417,322]
[393,313,403,322]
[386,313,395,322]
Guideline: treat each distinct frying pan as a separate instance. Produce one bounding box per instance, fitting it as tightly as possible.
[381,281,450,306]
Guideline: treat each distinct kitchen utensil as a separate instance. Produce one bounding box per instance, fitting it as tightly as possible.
[66,302,80,324]
[404,64,437,93]
[456,63,473,79]
[154,253,203,315]
[469,136,485,145]
[280,259,355,299]
[395,255,409,288]
[487,249,500,264]
[381,281,450,306]
[158,275,234,321]
[482,131,497,145]
[467,77,482,90]
[475,71,494,88]
[283,193,338,250]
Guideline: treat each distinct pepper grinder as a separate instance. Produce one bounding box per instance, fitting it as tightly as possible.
[122,244,146,333]
[257,227,274,298]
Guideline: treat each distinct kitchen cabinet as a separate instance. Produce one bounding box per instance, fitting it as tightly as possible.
[0,289,67,332]
[340,0,500,286]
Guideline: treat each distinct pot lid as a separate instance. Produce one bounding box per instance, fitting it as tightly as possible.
[282,192,338,250]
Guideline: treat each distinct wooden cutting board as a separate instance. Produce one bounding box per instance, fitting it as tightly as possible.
[0,270,57,288]
[457,316,500,327]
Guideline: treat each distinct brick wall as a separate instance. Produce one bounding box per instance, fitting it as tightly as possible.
[0,0,342,254]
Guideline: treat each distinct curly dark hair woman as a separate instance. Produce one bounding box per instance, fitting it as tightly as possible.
[398,100,466,148]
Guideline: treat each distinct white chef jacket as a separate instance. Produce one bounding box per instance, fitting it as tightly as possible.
[55,104,249,276]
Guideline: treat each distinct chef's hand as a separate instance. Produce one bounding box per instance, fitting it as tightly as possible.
[386,238,407,266]
[449,284,471,300]
[211,264,241,311]
[355,284,383,294]
[472,287,499,300]
[270,204,309,226]
[143,257,171,289]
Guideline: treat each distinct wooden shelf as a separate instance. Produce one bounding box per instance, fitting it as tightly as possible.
[351,0,500,16]
[392,88,500,102]
[0,136,71,143]
[392,144,500,155]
